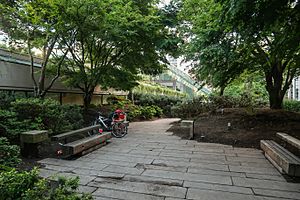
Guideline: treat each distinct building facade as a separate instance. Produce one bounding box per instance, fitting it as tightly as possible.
[287,76,300,101]
[0,48,127,105]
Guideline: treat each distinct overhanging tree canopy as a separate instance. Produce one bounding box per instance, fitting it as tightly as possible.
[60,0,167,108]
[0,0,68,98]
[180,0,300,108]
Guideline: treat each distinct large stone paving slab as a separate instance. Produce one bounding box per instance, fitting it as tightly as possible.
[39,118,300,199]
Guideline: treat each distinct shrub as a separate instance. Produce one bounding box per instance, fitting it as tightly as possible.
[133,93,183,117]
[127,106,142,121]
[140,106,157,119]
[208,94,269,109]
[11,98,84,135]
[0,91,16,109]
[0,168,93,200]
[284,100,300,112]
[151,105,163,117]
[0,109,44,143]
[171,96,208,118]
[0,137,21,167]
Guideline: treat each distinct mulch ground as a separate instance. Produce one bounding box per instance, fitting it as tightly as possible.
[168,108,300,154]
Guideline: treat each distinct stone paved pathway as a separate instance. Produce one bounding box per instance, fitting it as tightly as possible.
[39,118,300,200]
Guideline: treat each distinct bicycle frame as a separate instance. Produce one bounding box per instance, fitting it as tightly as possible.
[93,113,111,131]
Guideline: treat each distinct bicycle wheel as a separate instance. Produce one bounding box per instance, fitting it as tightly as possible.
[111,122,128,138]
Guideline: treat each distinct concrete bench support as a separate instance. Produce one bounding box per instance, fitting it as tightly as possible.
[181,120,194,140]
[20,130,48,157]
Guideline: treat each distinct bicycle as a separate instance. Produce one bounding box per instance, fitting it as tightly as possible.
[90,111,129,138]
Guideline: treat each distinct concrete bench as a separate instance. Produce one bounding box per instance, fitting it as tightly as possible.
[261,140,300,176]
[52,125,111,157]
[276,132,300,150]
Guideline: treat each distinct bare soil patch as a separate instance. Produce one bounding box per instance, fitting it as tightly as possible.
[169,108,300,152]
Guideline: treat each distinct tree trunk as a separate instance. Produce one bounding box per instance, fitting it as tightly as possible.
[83,92,93,109]
[83,88,95,109]
[265,62,285,109]
[219,85,225,96]
[268,90,284,109]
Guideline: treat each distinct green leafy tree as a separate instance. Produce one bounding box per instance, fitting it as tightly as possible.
[219,0,300,109]
[180,0,250,95]
[0,0,68,98]
[180,0,300,109]
[60,0,166,108]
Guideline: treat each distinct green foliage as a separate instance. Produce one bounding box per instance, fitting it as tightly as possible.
[180,0,300,109]
[133,93,183,116]
[0,0,69,98]
[0,137,20,167]
[0,168,93,200]
[0,91,18,109]
[152,105,163,117]
[283,100,300,113]
[171,94,269,118]
[107,99,164,120]
[0,98,83,142]
[133,82,187,98]
[171,96,208,118]
[223,72,269,103]
[140,106,158,119]
[127,106,142,121]
[0,109,43,143]
[11,98,84,135]
[60,0,166,108]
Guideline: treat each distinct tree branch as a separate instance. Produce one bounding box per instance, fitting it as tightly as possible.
[43,49,69,94]
[27,36,37,89]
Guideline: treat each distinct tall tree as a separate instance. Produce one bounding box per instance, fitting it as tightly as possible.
[180,0,250,95]
[219,0,300,109]
[60,0,166,108]
[180,0,300,108]
[0,0,68,98]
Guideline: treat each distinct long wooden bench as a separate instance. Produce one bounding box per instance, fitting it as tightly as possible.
[52,125,111,157]
[261,140,300,176]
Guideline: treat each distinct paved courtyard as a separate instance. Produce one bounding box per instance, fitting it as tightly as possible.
[39,118,300,200]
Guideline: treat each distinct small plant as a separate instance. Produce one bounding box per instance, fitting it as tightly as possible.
[127,106,142,121]
[0,137,21,167]
[151,105,163,117]
[0,168,93,200]
[284,100,300,112]
[140,106,157,119]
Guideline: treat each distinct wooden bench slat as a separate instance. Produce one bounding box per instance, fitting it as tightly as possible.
[276,132,300,150]
[52,125,101,141]
[261,140,300,177]
[63,132,111,155]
